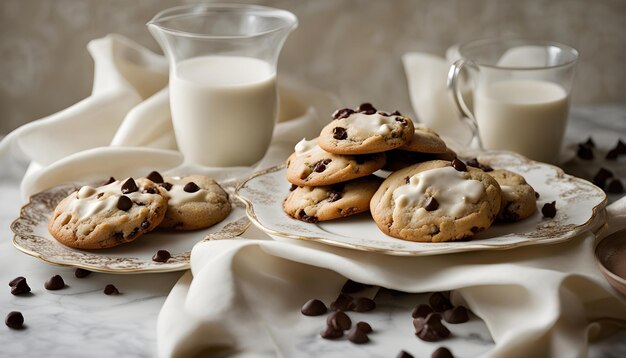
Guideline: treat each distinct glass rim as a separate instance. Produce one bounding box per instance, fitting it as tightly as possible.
[147,3,298,40]
[458,38,579,71]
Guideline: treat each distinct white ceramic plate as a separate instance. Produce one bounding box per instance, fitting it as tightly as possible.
[11,181,249,273]
[236,151,607,256]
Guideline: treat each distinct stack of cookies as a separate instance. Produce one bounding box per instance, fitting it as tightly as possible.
[283,103,538,243]
[48,172,231,249]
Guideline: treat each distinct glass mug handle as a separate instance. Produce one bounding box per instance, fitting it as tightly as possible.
[447,59,483,149]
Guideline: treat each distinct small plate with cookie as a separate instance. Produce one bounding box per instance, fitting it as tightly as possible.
[235,103,607,256]
[11,172,249,273]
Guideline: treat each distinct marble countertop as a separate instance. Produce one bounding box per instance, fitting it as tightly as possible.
[1,105,625,358]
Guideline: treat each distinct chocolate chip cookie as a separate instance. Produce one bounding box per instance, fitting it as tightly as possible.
[48,178,168,249]
[284,176,382,222]
[399,124,448,154]
[286,138,386,186]
[370,160,502,242]
[487,169,537,222]
[318,103,415,155]
[383,148,457,171]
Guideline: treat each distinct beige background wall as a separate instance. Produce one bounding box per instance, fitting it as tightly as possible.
[1,0,625,134]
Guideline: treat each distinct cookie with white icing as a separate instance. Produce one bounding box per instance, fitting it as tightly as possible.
[283,176,382,222]
[286,137,386,186]
[48,177,168,249]
[370,160,502,242]
[318,103,415,155]
[487,169,537,222]
[154,173,231,230]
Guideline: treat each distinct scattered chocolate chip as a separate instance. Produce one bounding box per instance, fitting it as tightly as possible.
[412,304,434,319]
[298,210,319,224]
[289,184,298,191]
[313,159,330,173]
[74,268,91,278]
[332,108,355,120]
[347,327,369,344]
[301,299,327,316]
[607,179,624,194]
[5,311,24,329]
[327,191,342,202]
[117,195,133,211]
[424,197,439,211]
[121,178,138,194]
[152,250,171,263]
[606,148,619,160]
[103,176,116,185]
[9,277,30,295]
[397,351,414,358]
[44,275,65,290]
[584,137,595,148]
[451,158,467,172]
[146,171,164,183]
[592,168,613,188]
[413,313,451,342]
[183,182,200,193]
[353,297,376,312]
[542,201,557,218]
[576,144,593,160]
[341,279,365,294]
[432,347,454,358]
[330,293,354,311]
[356,103,376,114]
[320,325,343,339]
[443,306,469,324]
[333,127,348,140]
[327,310,352,330]
[429,292,453,312]
[104,284,119,295]
[356,321,372,333]
[617,139,626,154]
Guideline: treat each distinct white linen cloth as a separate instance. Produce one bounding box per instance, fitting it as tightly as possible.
[1,35,625,358]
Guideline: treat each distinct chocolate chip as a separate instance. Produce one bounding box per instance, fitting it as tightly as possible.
[152,250,171,263]
[74,268,91,278]
[397,351,414,358]
[617,139,626,154]
[145,186,158,194]
[289,184,298,191]
[330,293,354,311]
[424,197,439,211]
[413,313,451,341]
[577,144,593,160]
[9,277,30,295]
[451,158,467,172]
[298,210,318,224]
[141,219,150,230]
[584,137,595,148]
[327,191,342,202]
[327,310,352,331]
[5,311,24,329]
[535,191,540,199]
[606,148,619,160]
[607,179,624,194]
[301,299,327,316]
[183,182,200,193]
[429,292,453,312]
[158,182,172,191]
[356,103,376,114]
[395,117,407,125]
[443,306,469,324]
[333,127,348,140]
[320,326,343,339]
[347,327,369,344]
[103,176,116,185]
[542,201,557,218]
[592,168,613,188]
[313,159,331,173]
[332,108,355,120]
[432,347,454,358]
[378,111,390,116]
[341,279,365,294]
[392,110,402,116]
[44,275,65,290]
[121,178,138,194]
[104,284,119,295]
[146,171,164,184]
[353,297,376,312]
[117,195,133,211]
[466,158,492,171]
[412,304,434,319]
[356,321,372,333]
[127,227,139,239]
[112,232,124,241]
[405,176,410,184]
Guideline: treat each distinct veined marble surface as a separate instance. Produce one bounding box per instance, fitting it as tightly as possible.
[1,105,625,357]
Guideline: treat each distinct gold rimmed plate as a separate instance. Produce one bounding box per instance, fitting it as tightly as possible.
[235,151,607,256]
[11,181,249,274]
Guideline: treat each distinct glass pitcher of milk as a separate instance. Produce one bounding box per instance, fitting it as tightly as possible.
[148,4,297,167]
[448,39,578,164]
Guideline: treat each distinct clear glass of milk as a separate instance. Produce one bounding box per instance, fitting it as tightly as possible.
[148,4,297,167]
[448,39,578,164]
